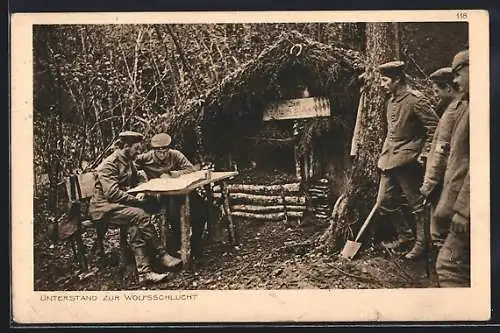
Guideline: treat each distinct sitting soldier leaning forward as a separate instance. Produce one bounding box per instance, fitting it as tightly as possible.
[89,131,181,284]
[135,133,207,259]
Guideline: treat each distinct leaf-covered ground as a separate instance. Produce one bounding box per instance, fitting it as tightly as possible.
[34,214,438,291]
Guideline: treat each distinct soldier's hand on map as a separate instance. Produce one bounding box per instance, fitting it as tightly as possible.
[160,173,171,179]
[169,170,181,178]
[135,192,147,201]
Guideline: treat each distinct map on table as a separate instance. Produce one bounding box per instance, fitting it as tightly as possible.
[127,170,207,193]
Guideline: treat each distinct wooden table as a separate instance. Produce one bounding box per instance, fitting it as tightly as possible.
[128,171,238,268]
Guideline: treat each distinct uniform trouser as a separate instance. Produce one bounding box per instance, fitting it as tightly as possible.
[430,205,450,248]
[104,205,163,254]
[376,162,426,237]
[436,229,470,287]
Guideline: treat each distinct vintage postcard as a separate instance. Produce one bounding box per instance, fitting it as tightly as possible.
[11,10,490,324]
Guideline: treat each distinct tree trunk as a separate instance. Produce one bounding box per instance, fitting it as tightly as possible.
[318,23,394,252]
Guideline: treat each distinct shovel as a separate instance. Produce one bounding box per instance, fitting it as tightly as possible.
[340,203,379,260]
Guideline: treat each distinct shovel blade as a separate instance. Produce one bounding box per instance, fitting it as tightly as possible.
[340,240,362,260]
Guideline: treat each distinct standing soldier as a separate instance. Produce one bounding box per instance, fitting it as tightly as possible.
[135,133,205,259]
[435,50,470,287]
[420,67,462,254]
[375,61,439,259]
[89,131,181,285]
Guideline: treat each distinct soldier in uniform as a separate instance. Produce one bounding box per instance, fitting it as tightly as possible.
[89,131,181,284]
[420,67,462,254]
[375,61,439,259]
[135,133,205,259]
[135,133,197,180]
[435,50,470,287]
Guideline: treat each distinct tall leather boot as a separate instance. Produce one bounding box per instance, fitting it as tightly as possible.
[147,237,182,268]
[134,247,168,284]
[404,211,428,260]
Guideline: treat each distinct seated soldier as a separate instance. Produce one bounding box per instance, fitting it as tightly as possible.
[135,133,207,259]
[89,131,181,284]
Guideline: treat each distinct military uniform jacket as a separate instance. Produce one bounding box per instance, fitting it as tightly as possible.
[135,149,196,180]
[89,150,141,220]
[434,97,469,221]
[377,88,439,171]
[420,97,461,198]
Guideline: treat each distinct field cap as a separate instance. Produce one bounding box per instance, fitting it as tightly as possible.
[377,61,405,77]
[150,133,172,148]
[429,67,454,84]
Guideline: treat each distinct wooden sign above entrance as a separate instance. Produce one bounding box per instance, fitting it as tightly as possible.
[263,97,331,121]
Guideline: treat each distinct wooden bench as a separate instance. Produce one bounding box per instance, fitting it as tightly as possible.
[64,172,131,274]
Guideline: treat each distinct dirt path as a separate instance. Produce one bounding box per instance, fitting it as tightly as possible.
[34,216,438,291]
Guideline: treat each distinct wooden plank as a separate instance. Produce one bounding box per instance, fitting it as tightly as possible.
[213,183,301,194]
[231,204,306,213]
[180,194,191,268]
[263,97,330,121]
[214,192,306,205]
[231,211,304,220]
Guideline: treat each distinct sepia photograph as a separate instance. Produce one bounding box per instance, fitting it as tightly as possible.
[11,10,490,323]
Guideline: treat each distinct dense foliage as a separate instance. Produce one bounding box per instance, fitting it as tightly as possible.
[33,22,467,213]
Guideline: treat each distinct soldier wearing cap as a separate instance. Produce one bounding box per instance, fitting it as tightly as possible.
[420,67,462,255]
[135,133,204,258]
[435,49,470,287]
[375,61,439,259]
[135,133,197,179]
[89,131,181,284]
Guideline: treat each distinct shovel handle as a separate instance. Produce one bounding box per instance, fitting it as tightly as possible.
[354,203,379,242]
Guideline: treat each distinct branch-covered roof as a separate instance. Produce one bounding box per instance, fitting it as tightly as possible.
[167,30,365,138]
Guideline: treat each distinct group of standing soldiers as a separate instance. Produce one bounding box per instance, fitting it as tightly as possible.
[375,48,470,287]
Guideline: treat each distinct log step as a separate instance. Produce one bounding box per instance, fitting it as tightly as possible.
[213,192,306,205]
[231,211,303,220]
[231,204,306,213]
[213,183,301,194]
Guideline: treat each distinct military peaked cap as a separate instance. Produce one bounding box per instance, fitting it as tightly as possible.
[451,49,469,73]
[377,61,405,77]
[118,131,144,141]
[150,133,172,148]
[429,67,454,84]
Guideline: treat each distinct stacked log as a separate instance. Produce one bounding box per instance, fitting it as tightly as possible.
[307,178,332,220]
[212,182,305,221]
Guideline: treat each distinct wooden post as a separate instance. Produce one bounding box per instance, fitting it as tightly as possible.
[350,91,365,157]
[293,121,302,181]
[159,194,168,248]
[221,181,237,245]
[204,184,215,241]
[303,151,309,182]
[180,193,191,268]
[280,185,288,224]
[308,146,314,179]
